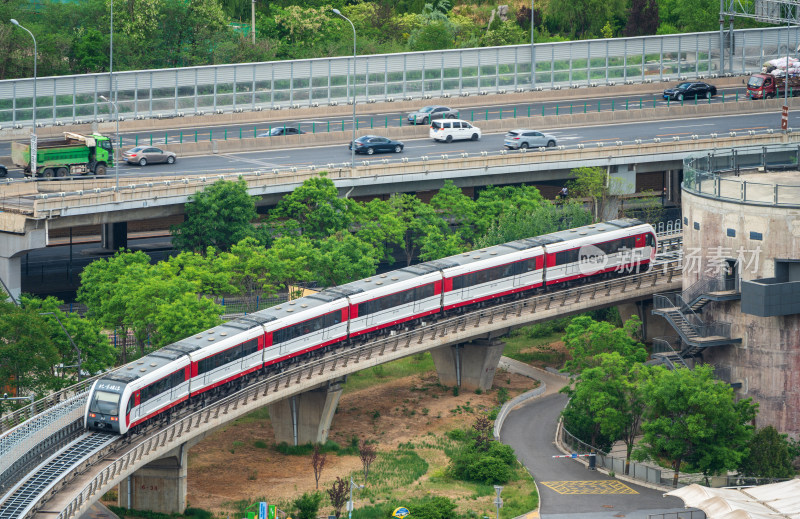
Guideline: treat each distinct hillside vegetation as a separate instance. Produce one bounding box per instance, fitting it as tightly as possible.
[0,0,767,80]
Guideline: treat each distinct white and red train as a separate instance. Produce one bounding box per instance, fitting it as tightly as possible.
[85,218,656,434]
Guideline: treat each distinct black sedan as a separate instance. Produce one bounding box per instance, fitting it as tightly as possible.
[663,82,717,101]
[257,127,306,137]
[0,164,6,178]
[349,135,404,155]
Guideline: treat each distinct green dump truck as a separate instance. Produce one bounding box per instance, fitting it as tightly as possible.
[12,132,114,178]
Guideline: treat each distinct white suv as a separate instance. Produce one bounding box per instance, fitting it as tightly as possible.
[429,119,481,142]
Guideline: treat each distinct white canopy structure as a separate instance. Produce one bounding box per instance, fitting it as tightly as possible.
[666,480,800,519]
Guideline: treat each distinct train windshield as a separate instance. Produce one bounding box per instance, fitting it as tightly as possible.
[89,390,121,415]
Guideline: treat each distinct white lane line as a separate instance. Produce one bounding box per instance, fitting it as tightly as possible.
[219,154,289,166]
[659,123,716,129]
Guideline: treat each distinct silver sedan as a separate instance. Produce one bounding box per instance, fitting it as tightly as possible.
[503,129,557,149]
[407,105,459,125]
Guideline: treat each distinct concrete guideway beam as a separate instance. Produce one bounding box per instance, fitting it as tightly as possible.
[431,339,506,391]
[269,377,346,446]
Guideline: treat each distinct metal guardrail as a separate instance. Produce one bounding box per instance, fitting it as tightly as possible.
[651,336,690,369]
[52,258,683,519]
[652,292,733,340]
[0,26,798,127]
[684,143,800,207]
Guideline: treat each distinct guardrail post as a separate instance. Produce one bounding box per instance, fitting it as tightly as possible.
[597,101,601,112]
[499,108,503,119]
[209,129,212,141]
[342,120,345,131]
[654,98,657,108]
[328,121,331,132]
[225,129,227,140]
[527,106,530,117]
[312,122,316,133]
[611,100,615,111]
[165,133,168,144]
[486,109,489,120]
[194,131,197,143]
[583,102,587,113]
[179,132,183,143]
[667,98,670,108]
[625,99,628,110]
[356,120,360,130]
[542,105,546,116]
[471,110,475,122]
[639,98,642,109]
[513,107,516,118]
[556,105,559,116]
[384,116,388,128]
[136,135,139,146]
[150,134,153,145]
[370,117,373,129]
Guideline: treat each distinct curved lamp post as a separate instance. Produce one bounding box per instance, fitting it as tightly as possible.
[10,19,37,175]
[332,9,357,170]
[100,95,120,190]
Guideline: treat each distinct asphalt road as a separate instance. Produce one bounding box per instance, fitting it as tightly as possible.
[500,389,685,519]
[2,107,788,181]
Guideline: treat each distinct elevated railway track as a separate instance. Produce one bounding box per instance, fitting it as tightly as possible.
[1,235,682,519]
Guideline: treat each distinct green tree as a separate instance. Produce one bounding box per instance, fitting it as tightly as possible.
[543,0,625,38]
[21,296,116,383]
[567,166,630,222]
[634,365,758,486]
[271,176,352,239]
[0,300,59,396]
[418,226,467,261]
[561,315,646,376]
[408,4,456,51]
[78,250,153,363]
[352,199,407,264]
[310,233,380,286]
[563,353,650,474]
[387,194,447,265]
[474,200,591,248]
[226,237,281,311]
[265,235,317,296]
[171,179,257,253]
[738,426,795,479]
[429,180,476,240]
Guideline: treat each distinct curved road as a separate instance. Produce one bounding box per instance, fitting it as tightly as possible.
[500,368,684,519]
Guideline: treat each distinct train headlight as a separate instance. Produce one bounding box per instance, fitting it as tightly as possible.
[89,413,96,418]
[110,416,118,421]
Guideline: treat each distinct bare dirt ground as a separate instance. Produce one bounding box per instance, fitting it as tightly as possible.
[180,369,540,517]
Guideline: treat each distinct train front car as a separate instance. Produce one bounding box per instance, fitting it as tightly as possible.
[85,375,133,434]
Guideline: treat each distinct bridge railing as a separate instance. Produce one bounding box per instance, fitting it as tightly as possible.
[1,26,797,127]
[53,259,683,519]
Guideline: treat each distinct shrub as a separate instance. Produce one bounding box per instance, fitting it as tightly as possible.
[466,455,513,484]
[293,491,324,519]
[406,496,457,519]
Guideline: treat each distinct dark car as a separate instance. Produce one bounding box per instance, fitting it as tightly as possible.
[257,127,306,137]
[663,82,717,101]
[0,164,7,178]
[122,146,177,166]
[349,135,404,155]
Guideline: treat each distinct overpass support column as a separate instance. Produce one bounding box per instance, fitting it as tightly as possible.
[269,377,345,445]
[101,222,128,251]
[117,441,193,514]
[430,339,505,392]
[0,223,47,302]
[618,299,673,342]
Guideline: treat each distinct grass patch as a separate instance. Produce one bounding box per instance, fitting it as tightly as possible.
[502,328,565,367]
[233,406,270,425]
[343,352,435,393]
[275,436,360,456]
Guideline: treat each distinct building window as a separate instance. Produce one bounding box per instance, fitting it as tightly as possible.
[693,222,700,230]
[749,231,763,241]
[684,217,688,225]
[727,228,736,237]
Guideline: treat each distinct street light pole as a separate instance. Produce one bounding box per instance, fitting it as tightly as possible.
[252,0,256,44]
[10,19,36,177]
[347,476,364,519]
[530,0,535,89]
[99,95,120,190]
[332,9,357,170]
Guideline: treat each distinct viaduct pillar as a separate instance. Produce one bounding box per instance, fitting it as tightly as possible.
[430,338,505,391]
[116,438,200,515]
[0,225,47,301]
[269,378,345,445]
[618,299,673,341]
[101,222,128,251]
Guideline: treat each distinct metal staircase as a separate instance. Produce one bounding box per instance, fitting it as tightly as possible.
[682,274,741,312]
[652,292,741,350]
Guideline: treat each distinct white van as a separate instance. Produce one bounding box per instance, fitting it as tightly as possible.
[429,119,482,142]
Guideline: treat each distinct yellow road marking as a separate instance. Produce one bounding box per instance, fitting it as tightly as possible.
[730,126,767,131]
[540,480,639,495]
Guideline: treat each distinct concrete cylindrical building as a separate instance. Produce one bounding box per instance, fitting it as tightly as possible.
[681,169,800,434]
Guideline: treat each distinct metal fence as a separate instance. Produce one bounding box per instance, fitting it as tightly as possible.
[1,26,799,127]
[683,143,800,206]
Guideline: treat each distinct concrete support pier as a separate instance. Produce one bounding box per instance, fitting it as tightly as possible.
[618,299,673,341]
[430,339,505,391]
[117,442,189,514]
[269,378,345,445]
[101,222,128,251]
[0,226,47,302]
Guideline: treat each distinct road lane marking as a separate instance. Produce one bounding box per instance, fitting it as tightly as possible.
[730,126,767,131]
[656,132,691,137]
[540,480,638,495]
[659,124,715,129]
[578,137,620,142]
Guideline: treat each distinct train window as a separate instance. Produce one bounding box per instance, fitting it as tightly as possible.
[646,234,655,247]
[555,249,578,265]
[126,397,134,415]
[89,390,120,415]
[358,284,435,317]
[274,310,342,344]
